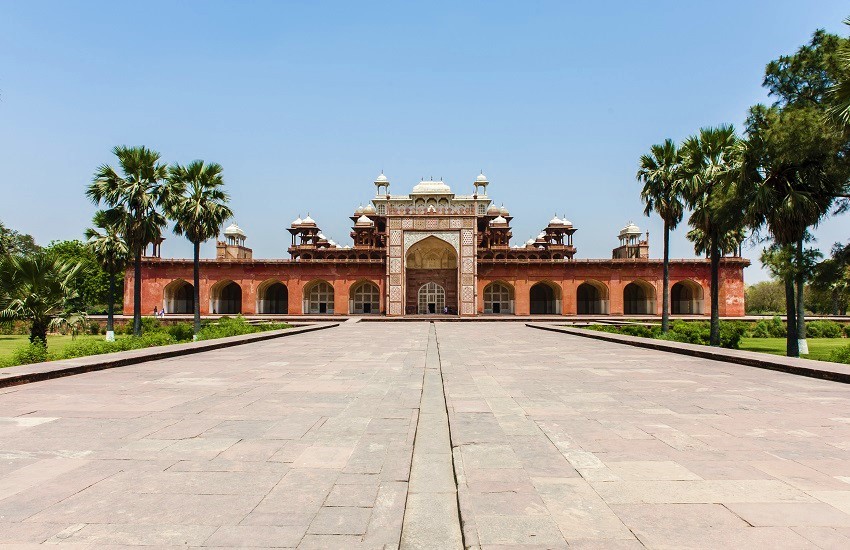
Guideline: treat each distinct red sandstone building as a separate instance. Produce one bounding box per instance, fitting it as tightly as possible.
[127,173,748,317]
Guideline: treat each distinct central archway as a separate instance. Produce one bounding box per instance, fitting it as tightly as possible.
[405,236,458,315]
[530,282,561,315]
[418,282,446,314]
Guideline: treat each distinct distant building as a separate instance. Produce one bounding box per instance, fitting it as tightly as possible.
[130,173,747,316]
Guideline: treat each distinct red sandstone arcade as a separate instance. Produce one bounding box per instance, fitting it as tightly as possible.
[127,173,748,317]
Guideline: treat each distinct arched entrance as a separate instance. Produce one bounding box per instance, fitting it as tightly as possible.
[577,281,609,314]
[623,280,656,315]
[350,281,380,314]
[210,281,242,315]
[530,282,560,314]
[671,280,704,315]
[163,279,194,314]
[304,281,334,314]
[418,282,446,314]
[405,236,458,315]
[257,281,288,314]
[484,282,513,314]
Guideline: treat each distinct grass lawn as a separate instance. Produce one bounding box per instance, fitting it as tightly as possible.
[0,334,116,360]
[739,337,849,362]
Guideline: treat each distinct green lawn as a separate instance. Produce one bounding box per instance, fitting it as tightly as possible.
[0,334,115,359]
[739,337,849,362]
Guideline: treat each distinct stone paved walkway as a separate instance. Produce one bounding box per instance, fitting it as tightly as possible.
[0,322,849,548]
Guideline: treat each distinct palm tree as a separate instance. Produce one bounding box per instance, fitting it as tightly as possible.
[85,209,130,341]
[828,18,850,126]
[740,104,849,356]
[680,125,744,347]
[86,146,176,336]
[0,252,81,347]
[637,139,684,333]
[168,161,233,336]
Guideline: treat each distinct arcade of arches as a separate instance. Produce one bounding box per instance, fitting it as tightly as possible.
[132,173,746,317]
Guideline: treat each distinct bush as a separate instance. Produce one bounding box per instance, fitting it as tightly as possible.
[749,316,786,338]
[166,322,195,342]
[196,316,260,341]
[829,344,850,364]
[806,320,843,339]
[10,341,50,365]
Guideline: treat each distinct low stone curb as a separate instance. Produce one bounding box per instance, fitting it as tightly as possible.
[0,323,339,389]
[526,323,850,384]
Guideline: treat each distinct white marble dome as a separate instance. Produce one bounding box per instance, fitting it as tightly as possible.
[224,223,246,237]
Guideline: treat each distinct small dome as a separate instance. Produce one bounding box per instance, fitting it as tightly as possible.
[476,172,488,182]
[486,204,500,215]
[375,172,388,183]
[499,205,509,216]
[224,223,246,237]
[489,215,507,225]
[302,214,316,225]
[356,214,374,225]
[621,221,641,235]
[355,205,364,214]
[291,216,303,226]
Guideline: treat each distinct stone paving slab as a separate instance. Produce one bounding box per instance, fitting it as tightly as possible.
[0,322,849,548]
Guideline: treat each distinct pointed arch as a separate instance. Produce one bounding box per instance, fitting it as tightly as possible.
[257,279,288,314]
[623,279,656,315]
[304,280,335,314]
[483,281,514,314]
[163,279,194,314]
[577,280,609,315]
[209,280,242,315]
[530,281,562,315]
[350,280,380,314]
[671,279,704,315]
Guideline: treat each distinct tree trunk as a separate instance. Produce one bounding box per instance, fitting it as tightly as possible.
[29,318,48,346]
[709,238,720,347]
[795,238,806,352]
[107,271,115,338]
[662,220,670,334]
[193,240,201,338]
[785,273,799,357]
[133,249,142,337]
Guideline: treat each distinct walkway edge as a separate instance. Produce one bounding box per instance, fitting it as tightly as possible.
[526,323,850,384]
[0,323,339,389]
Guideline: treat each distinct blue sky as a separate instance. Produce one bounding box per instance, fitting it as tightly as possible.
[1,1,848,283]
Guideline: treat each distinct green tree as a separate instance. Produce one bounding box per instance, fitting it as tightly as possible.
[0,252,81,346]
[636,139,684,333]
[85,209,130,340]
[745,280,786,314]
[680,125,745,346]
[167,160,233,336]
[0,220,40,256]
[86,146,177,336]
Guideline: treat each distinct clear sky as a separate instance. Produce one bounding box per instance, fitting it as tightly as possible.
[1,1,848,283]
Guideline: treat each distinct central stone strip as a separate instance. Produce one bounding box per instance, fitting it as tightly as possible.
[400,323,463,549]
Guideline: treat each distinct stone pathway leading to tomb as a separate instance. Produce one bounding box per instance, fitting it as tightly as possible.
[0,322,849,548]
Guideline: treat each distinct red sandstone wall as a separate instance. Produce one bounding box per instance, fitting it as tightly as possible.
[126,258,747,317]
